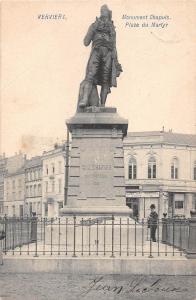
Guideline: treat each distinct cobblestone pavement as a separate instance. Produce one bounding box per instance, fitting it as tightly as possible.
[0,273,196,300]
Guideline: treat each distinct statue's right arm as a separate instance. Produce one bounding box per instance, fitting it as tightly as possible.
[83,23,95,46]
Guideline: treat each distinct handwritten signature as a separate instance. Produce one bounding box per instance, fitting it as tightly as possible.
[82,276,188,296]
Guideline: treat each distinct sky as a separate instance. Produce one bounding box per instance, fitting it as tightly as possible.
[1,0,196,157]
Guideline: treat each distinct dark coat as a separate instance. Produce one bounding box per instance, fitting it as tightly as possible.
[148,211,158,227]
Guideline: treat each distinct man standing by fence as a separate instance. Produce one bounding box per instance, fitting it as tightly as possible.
[148,204,158,242]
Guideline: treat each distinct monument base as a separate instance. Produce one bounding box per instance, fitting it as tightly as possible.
[61,205,131,216]
[62,107,130,217]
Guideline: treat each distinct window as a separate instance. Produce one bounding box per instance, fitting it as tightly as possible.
[58,161,62,174]
[4,206,8,215]
[38,184,41,195]
[194,194,196,210]
[44,203,48,217]
[38,168,42,179]
[52,163,55,174]
[12,205,15,216]
[128,157,137,179]
[12,180,15,189]
[194,161,196,180]
[29,202,32,215]
[148,156,156,179]
[58,202,63,210]
[45,181,48,193]
[19,205,23,217]
[37,202,40,214]
[18,179,21,188]
[175,201,184,209]
[58,179,62,193]
[171,157,178,179]
[46,165,48,175]
[26,186,29,197]
[30,185,32,197]
[34,185,36,197]
[52,180,55,193]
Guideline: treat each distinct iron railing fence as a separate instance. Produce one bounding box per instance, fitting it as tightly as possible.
[0,215,191,258]
[0,217,33,251]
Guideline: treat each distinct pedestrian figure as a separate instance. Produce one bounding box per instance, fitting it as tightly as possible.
[148,204,158,242]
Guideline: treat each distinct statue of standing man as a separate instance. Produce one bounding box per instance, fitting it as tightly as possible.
[77,5,122,111]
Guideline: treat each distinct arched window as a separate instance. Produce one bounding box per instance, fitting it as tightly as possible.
[194,161,196,180]
[128,157,137,179]
[171,157,178,179]
[148,156,156,179]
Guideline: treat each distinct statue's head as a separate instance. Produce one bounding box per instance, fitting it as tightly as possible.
[100,4,112,20]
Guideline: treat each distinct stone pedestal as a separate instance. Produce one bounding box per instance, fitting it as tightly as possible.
[61,107,131,216]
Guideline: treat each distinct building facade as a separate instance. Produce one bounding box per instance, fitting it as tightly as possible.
[1,131,196,219]
[42,143,66,218]
[25,156,42,217]
[124,131,196,219]
[3,153,26,217]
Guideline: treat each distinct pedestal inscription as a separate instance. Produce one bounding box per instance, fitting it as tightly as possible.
[80,139,114,199]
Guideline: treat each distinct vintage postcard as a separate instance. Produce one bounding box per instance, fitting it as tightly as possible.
[0,0,196,299]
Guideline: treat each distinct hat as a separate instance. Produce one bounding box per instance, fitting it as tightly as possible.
[100,4,112,18]
[150,204,155,209]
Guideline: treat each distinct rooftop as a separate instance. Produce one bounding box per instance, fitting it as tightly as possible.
[25,156,42,169]
[126,131,196,146]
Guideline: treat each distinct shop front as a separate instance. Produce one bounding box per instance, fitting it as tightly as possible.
[126,190,160,219]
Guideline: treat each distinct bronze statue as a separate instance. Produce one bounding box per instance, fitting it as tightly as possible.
[77,5,122,111]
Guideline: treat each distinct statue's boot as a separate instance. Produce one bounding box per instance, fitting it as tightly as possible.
[79,101,86,108]
[79,81,93,107]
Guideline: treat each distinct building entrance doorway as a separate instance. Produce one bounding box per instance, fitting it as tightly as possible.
[126,198,139,219]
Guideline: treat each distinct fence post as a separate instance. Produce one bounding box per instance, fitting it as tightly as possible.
[81,218,84,256]
[161,213,167,243]
[12,216,15,255]
[31,214,37,243]
[32,215,38,257]
[134,218,137,256]
[58,218,61,256]
[186,211,196,259]
[110,215,115,258]
[72,215,77,257]
[3,215,7,255]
